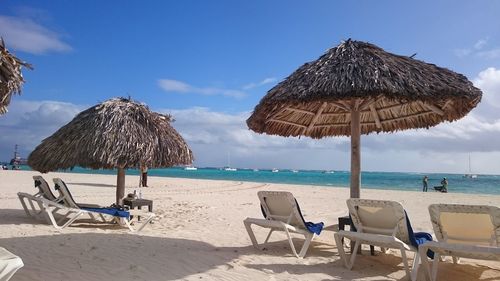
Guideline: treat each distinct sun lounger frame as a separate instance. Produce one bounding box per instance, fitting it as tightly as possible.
[333,199,421,281]
[243,191,319,258]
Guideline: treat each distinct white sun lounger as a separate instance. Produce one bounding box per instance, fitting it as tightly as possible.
[18,178,155,233]
[243,191,324,258]
[18,176,96,220]
[334,199,426,281]
[419,204,500,281]
[17,192,154,233]
[0,247,23,281]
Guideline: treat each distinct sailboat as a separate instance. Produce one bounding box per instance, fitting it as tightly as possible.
[224,152,237,171]
[463,154,477,179]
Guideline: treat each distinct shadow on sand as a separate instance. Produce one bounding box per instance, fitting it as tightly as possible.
[1,208,497,281]
[2,233,244,281]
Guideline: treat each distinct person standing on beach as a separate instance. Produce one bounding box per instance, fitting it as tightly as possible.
[140,165,148,187]
[422,176,428,192]
[441,177,448,193]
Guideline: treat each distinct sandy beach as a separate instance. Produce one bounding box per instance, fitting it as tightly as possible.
[1,170,499,281]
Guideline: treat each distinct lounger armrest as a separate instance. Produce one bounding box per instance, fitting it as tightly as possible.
[335,230,412,251]
[243,217,309,235]
[18,192,74,210]
[419,241,500,260]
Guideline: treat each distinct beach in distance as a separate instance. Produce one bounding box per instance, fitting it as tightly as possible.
[1,170,499,281]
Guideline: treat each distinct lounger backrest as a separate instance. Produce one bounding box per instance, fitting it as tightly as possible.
[53,178,80,209]
[257,191,306,229]
[429,204,500,247]
[347,198,410,244]
[33,175,58,201]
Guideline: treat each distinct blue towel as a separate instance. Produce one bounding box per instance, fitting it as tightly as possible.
[304,221,324,235]
[82,207,130,218]
[405,211,434,259]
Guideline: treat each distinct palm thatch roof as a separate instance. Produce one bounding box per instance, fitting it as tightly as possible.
[247,39,482,138]
[0,38,33,115]
[28,97,193,173]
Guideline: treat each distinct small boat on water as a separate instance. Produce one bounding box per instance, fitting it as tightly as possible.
[291,170,299,173]
[322,170,335,174]
[463,155,478,179]
[184,166,198,171]
[272,168,279,173]
[224,152,237,171]
[253,169,259,172]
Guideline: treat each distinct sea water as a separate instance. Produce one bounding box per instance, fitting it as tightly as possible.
[17,165,500,195]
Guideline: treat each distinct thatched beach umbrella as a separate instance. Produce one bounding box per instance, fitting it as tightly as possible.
[0,38,33,115]
[28,97,193,204]
[247,39,482,198]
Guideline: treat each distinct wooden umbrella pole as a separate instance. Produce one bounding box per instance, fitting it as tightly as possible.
[350,110,361,198]
[116,167,126,205]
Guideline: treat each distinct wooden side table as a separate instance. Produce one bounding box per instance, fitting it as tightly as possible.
[123,198,153,221]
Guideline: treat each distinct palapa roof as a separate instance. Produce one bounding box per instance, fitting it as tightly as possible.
[0,38,32,115]
[247,39,482,138]
[28,98,193,172]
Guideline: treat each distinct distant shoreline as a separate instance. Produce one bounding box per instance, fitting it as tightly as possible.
[9,165,500,196]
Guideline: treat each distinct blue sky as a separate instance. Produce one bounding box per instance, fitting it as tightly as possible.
[1,1,500,174]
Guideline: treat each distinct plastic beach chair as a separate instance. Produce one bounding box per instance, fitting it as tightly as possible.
[18,176,63,219]
[0,247,23,281]
[17,179,155,233]
[334,199,433,281]
[243,191,324,258]
[419,204,500,281]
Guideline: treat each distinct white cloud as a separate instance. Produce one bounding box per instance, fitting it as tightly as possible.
[453,38,500,59]
[157,79,191,93]
[453,48,471,58]
[477,48,500,59]
[473,67,500,108]
[0,100,82,160]
[158,79,246,99]
[4,65,500,174]
[0,15,71,54]
[473,39,488,50]
[242,77,277,90]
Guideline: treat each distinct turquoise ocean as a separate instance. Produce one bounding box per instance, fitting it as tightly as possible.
[17,165,500,195]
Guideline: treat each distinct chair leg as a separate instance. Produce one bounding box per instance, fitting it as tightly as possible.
[420,248,433,281]
[410,251,420,281]
[348,240,361,269]
[283,227,300,258]
[263,229,274,245]
[400,247,412,279]
[297,233,314,258]
[431,253,440,281]
[243,221,262,250]
[334,233,348,268]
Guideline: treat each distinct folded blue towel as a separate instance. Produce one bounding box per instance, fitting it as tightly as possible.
[405,211,434,259]
[304,221,324,235]
[82,207,130,218]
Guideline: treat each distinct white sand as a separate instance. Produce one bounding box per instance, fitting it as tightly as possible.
[1,170,499,281]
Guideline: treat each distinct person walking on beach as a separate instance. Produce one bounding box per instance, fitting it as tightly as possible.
[140,165,148,187]
[440,177,448,193]
[422,176,428,192]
